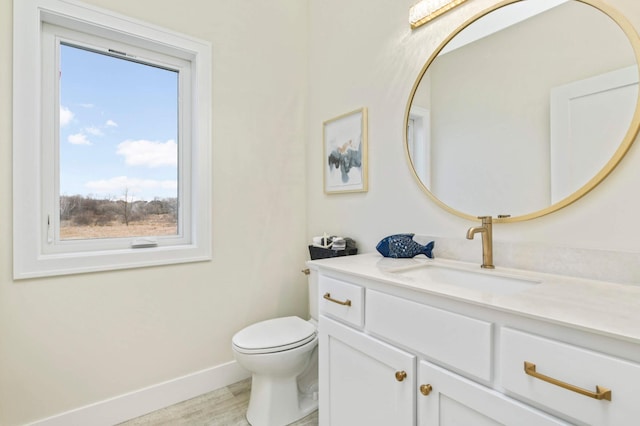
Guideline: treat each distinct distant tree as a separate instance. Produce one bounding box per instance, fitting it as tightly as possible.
[60,195,81,221]
[96,201,117,225]
[121,187,133,226]
[73,211,94,226]
[164,197,178,221]
[60,193,179,230]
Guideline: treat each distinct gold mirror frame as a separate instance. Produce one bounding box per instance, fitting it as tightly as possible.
[404,0,640,223]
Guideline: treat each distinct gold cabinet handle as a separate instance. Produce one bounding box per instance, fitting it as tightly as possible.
[323,292,352,306]
[524,361,612,401]
[301,268,310,275]
[395,371,407,382]
[420,384,433,396]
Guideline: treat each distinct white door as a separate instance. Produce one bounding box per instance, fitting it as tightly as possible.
[550,65,638,202]
[417,360,567,426]
[319,317,416,426]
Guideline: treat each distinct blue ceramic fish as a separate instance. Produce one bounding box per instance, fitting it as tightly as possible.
[376,234,434,259]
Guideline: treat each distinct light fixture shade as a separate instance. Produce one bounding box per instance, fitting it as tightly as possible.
[410,0,469,29]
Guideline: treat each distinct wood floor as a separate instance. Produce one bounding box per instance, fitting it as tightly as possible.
[118,378,319,426]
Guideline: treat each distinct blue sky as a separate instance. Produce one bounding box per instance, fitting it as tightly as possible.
[59,43,178,201]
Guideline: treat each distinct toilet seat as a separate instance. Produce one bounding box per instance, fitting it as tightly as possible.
[232,316,317,354]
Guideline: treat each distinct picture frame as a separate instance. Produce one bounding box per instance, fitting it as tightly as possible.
[323,107,368,194]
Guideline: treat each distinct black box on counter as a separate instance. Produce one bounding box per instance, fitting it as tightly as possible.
[308,245,358,260]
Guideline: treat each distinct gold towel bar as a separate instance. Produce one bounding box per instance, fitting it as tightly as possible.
[524,361,612,401]
[323,292,352,306]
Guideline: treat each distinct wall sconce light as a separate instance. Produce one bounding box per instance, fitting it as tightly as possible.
[409,0,468,29]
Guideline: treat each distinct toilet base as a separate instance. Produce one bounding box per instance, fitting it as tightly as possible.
[246,374,318,426]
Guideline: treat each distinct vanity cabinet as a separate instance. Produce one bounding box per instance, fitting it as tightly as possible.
[313,257,640,426]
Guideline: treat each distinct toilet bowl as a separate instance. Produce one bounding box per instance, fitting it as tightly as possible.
[232,316,318,426]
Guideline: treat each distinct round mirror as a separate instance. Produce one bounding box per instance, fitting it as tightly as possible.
[405,0,640,222]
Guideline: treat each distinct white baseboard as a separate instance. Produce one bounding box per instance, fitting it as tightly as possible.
[29,361,251,426]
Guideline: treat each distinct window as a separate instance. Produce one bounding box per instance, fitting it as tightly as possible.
[14,0,212,278]
[56,41,180,241]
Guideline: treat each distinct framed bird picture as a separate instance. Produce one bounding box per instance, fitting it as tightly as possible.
[323,107,368,194]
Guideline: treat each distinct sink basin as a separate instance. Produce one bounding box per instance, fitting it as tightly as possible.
[391,263,540,295]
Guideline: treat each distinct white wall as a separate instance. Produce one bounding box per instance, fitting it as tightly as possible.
[307,0,640,255]
[0,1,308,425]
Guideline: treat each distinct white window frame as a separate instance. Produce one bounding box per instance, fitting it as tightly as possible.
[13,0,212,279]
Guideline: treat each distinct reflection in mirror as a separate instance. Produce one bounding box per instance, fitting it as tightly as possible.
[407,0,640,220]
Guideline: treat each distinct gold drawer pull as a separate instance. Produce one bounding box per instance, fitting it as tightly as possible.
[395,371,407,382]
[323,292,352,306]
[420,384,433,396]
[301,268,310,275]
[524,361,612,401]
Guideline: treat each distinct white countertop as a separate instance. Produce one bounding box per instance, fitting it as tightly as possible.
[309,253,640,344]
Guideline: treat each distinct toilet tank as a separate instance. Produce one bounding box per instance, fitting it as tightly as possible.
[307,266,319,321]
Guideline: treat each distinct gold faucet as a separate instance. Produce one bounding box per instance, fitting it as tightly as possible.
[466,216,494,269]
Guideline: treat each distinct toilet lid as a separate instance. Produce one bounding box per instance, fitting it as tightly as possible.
[232,316,317,354]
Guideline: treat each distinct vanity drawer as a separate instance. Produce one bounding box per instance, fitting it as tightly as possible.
[318,276,364,328]
[366,290,493,381]
[500,328,640,425]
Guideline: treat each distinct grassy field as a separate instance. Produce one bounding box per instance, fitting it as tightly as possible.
[60,216,177,239]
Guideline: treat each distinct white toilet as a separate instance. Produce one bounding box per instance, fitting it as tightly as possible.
[232,271,319,426]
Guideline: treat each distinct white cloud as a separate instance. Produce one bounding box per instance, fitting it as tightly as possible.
[116,139,177,168]
[60,106,74,127]
[85,126,104,136]
[68,133,92,145]
[80,103,94,108]
[105,120,118,127]
[85,176,177,200]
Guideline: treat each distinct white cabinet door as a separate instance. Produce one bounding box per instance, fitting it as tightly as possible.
[418,360,567,426]
[319,316,416,426]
